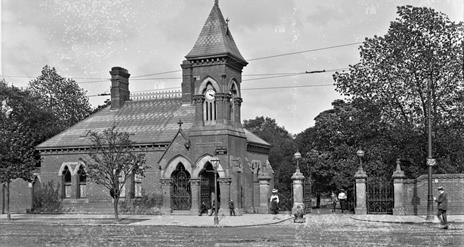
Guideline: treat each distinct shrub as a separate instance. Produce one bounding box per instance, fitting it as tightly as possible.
[31,181,62,213]
[120,189,162,215]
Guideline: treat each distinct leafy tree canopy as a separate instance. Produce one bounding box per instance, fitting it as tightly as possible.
[296,99,396,192]
[0,81,51,183]
[28,65,92,133]
[334,6,463,129]
[332,5,464,175]
[243,116,296,196]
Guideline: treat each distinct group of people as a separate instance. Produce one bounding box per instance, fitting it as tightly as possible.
[198,185,449,230]
[198,199,236,216]
[330,189,348,213]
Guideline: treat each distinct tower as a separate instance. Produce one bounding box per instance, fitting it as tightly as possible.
[181,0,249,211]
[181,0,247,131]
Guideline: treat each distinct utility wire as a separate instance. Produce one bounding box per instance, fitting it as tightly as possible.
[87,83,334,97]
[130,70,183,78]
[1,42,357,82]
[126,41,360,78]
[86,67,346,97]
[242,84,333,91]
[124,68,348,82]
[247,42,361,61]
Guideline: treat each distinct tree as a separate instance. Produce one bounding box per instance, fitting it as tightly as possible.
[28,65,92,133]
[0,82,48,220]
[296,99,400,194]
[84,126,147,221]
[243,117,296,200]
[333,6,464,172]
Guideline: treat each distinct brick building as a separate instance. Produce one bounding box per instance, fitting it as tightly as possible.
[33,1,273,215]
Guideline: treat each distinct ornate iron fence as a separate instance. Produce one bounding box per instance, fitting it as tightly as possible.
[366,177,393,214]
[346,183,356,213]
[303,178,312,213]
[279,192,293,212]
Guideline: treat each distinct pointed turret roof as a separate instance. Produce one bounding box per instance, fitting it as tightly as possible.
[185,1,247,65]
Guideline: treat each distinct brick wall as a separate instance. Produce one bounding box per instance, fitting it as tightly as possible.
[38,149,164,211]
[403,174,464,215]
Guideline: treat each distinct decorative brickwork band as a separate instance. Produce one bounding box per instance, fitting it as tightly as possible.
[215,93,231,102]
[160,178,172,186]
[218,177,232,184]
[193,95,205,104]
[233,97,243,106]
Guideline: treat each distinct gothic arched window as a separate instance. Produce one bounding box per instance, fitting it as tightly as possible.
[77,165,87,198]
[62,166,72,198]
[203,83,216,124]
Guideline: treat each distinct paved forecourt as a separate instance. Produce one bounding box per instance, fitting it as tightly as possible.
[1,214,463,247]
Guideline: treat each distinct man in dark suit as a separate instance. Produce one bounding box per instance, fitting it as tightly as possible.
[434,186,448,229]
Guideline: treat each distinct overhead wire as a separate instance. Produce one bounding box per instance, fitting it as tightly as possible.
[247,42,362,61]
[123,41,360,79]
[86,67,348,97]
[2,42,357,84]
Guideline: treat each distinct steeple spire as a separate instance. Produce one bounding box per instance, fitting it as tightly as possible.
[185,1,247,66]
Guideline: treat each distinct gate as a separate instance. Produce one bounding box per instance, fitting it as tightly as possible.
[279,191,293,212]
[171,164,191,210]
[303,178,312,213]
[200,176,211,208]
[366,177,393,214]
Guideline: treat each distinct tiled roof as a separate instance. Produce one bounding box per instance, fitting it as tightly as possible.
[37,93,269,149]
[244,129,271,146]
[185,1,247,64]
[37,96,193,149]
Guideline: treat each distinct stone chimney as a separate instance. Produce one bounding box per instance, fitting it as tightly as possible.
[110,67,130,109]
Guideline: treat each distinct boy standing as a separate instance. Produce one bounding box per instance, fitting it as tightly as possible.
[434,186,448,229]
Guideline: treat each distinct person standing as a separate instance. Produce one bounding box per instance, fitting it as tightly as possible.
[434,186,448,229]
[331,192,338,213]
[269,189,280,214]
[199,201,208,216]
[229,200,236,216]
[338,189,347,213]
[209,199,216,216]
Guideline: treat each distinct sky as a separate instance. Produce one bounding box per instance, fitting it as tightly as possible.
[1,0,463,135]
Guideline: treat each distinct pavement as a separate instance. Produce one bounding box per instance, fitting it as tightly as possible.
[1,213,463,227]
[351,214,464,224]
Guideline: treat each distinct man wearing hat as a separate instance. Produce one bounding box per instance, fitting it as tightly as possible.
[434,186,448,229]
[270,189,279,214]
[338,189,347,213]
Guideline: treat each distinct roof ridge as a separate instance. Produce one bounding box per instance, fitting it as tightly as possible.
[130,90,182,101]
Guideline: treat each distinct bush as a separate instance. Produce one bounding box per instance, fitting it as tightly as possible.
[120,189,162,215]
[31,181,62,213]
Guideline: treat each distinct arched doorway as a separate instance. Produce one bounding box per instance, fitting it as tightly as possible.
[199,162,220,210]
[170,163,191,210]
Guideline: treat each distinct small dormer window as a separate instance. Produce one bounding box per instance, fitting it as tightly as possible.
[203,84,216,124]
